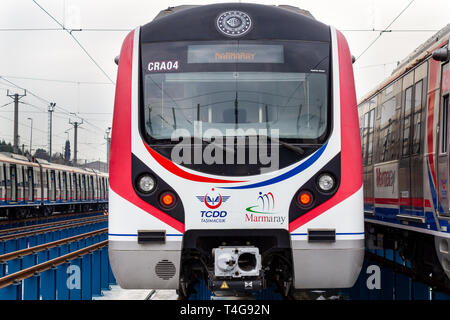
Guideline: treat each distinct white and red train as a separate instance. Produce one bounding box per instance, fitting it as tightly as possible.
[0,152,109,219]
[109,3,364,298]
[359,24,450,284]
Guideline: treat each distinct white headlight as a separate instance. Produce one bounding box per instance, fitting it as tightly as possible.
[318,173,335,192]
[137,174,155,193]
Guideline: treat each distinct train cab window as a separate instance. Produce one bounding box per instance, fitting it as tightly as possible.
[402,86,413,156]
[142,41,330,146]
[441,95,449,154]
[412,80,423,154]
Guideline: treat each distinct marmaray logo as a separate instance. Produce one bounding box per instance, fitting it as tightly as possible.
[196,188,230,223]
[245,192,285,225]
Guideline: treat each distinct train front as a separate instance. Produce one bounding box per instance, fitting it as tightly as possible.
[108,3,364,298]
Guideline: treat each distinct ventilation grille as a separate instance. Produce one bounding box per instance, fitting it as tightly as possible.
[155,259,176,280]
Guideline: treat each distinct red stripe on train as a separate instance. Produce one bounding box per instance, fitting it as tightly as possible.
[109,31,184,233]
[289,30,363,232]
[365,197,431,207]
[143,143,246,184]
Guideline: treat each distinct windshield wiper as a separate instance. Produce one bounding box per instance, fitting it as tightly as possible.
[256,135,305,155]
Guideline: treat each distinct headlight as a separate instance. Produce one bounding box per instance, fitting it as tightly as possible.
[137,174,156,193]
[317,173,335,192]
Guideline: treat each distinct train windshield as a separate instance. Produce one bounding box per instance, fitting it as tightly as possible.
[141,40,330,143]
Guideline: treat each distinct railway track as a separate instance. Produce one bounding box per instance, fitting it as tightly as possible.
[0,215,106,236]
[0,240,108,289]
[0,228,107,264]
[0,216,107,242]
[0,210,103,228]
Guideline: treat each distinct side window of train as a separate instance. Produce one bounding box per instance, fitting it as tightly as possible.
[441,94,450,154]
[362,112,369,164]
[402,86,413,156]
[367,109,375,165]
[412,80,423,154]
[379,97,396,162]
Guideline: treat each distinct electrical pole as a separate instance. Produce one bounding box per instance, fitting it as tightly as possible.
[105,127,111,169]
[69,117,83,165]
[48,103,55,160]
[27,117,33,155]
[6,90,26,154]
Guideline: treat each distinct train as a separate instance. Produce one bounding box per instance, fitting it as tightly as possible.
[358,24,450,285]
[109,3,364,298]
[0,152,109,219]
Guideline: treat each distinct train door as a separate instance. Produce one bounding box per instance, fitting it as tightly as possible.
[10,165,17,202]
[22,166,28,202]
[50,170,56,201]
[361,104,376,214]
[90,176,94,200]
[0,164,6,202]
[438,61,450,216]
[73,173,78,200]
[27,167,34,202]
[82,175,86,200]
[44,169,49,202]
[398,69,425,221]
[68,173,72,201]
[410,74,425,218]
[62,172,67,201]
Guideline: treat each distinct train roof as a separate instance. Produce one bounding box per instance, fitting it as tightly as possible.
[141,3,329,43]
[0,152,108,177]
[358,23,450,106]
[0,152,37,167]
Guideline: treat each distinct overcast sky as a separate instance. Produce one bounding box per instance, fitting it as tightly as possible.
[0,0,449,163]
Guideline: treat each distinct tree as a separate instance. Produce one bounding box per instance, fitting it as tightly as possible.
[64,140,71,164]
[0,140,14,153]
[52,152,65,164]
[34,148,50,160]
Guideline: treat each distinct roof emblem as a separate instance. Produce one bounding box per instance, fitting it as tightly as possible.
[216,11,252,37]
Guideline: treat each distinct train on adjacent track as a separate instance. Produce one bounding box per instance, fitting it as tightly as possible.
[0,152,109,219]
[358,24,450,285]
[109,3,364,298]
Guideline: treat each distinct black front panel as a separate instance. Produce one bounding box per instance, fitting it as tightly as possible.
[182,228,291,254]
[131,153,185,223]
[288,153,341,223]
[140,3,330,43]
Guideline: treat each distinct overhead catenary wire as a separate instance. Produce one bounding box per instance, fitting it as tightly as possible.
[0,74,113,85]
[0,76,109,134]
[354,0,416,63]
[31,0,116,85]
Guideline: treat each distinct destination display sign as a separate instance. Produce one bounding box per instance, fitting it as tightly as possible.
[187,44,284,64]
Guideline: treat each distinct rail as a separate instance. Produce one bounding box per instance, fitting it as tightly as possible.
[0,210,102,227]
[0,217,107,241]
[0,240,108,289]
[0,239,114,300]
[0,215,105,235]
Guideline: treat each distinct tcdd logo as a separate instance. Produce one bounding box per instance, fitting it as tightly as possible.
[196,188,230,209]
[201,211,227,218]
